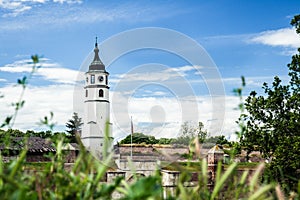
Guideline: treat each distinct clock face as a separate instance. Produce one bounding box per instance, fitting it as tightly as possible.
[98,76,104,82]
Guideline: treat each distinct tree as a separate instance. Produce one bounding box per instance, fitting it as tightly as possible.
[240,15,300,192]
[119,132,159,144]
[215,135,229,145]
[197,121,207,143]
[173,121,207,146]
[157,138,175,145]
[65,112,83,140]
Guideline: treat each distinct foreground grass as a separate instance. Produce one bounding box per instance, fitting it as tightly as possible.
[0,138,297,200]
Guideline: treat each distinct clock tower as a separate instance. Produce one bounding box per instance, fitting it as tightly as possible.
[81,38,112,158]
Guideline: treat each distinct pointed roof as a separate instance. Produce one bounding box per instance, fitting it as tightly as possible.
[208,145,224,154]
[89,37,106,71]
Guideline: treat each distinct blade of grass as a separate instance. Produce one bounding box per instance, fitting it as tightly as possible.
[215,161,222,183]
[248,184,273,200]
[239,170,249,185]
[235,171,249,199]
[211,162,237,200]
[178,182,188,200]
[249,163,265,192]
[201,158,208,191]
[0,154,3,188]
[9,147,27,179]
[95,153,113,182]
[275,184,285,200]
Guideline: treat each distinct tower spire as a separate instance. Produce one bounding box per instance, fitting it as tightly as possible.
[89,37,105,71]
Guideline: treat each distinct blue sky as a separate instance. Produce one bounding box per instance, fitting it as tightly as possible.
[0,0,299,141]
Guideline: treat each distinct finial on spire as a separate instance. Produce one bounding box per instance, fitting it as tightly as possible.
[95,36,98,48]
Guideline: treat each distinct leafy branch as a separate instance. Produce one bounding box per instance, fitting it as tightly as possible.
[38,111,56,131]
[1,55,41,129]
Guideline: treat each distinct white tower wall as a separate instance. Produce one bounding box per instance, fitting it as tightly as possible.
[81,40,113,159]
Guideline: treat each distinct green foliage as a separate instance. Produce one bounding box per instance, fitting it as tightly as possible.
[162,160,276,199]
[204,136,220,144]
[3,137,278,199]
[0,129,72,145]
[172,121,207,146]
[38,111,56,131]
[1,55,41,129]
[120,132,159,144]
[65,112,83,142]
[0,136,115,199]
[230,76,248,161]
[119,121,207,146]
[240,15,300,192]
[214,135,229,145]
[117,175,162,199]
[157,137,175,144]
[1,45,298,199]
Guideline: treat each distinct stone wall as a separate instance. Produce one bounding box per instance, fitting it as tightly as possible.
[26,153,51,162]
[116,159,159,177]
[118,146,188,155]
[107,171,126,183]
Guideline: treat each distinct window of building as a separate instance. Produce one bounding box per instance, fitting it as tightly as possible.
[91,75,95,84]
[105,75,108,85]
[99,89,104,97]
[85,89,88,97]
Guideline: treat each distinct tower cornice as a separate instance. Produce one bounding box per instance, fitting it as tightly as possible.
[85,71,109,75]
[84,85,110,89]
[84,100,110,103]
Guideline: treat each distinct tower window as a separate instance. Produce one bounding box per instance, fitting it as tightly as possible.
[105,75,108,85]
[91,75,95,84]
[85,89,88,97]
[99,89,104,97]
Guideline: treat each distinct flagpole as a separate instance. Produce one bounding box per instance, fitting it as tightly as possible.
[130,116,133,159]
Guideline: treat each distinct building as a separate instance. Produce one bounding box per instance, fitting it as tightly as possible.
[0,137,78,163]
[81,38,113,159]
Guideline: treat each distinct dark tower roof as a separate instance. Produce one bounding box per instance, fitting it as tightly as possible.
[89,37,106,71]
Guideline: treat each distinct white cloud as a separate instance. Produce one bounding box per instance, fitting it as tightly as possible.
[53,0,82,4]
[170,65,203,73]
[111,65,204,84]
[0,84,75,131]
[0,58,84,84]
[0,1,184,31]
[250,28,300,48]
[0,58,242,142]
[113,71,179,82]
[110,89,241,142]
[0,0,82,17]
[38,67,83,84]
[0,78,242,142]
[167,65,203,76]
[151,91,167,96]
[0,1,31,17]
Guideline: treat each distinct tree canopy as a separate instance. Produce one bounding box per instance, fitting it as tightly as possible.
[119,132,159,145]
[65,112,83,135]
[175,121,207,145]
[119,121,208,146]
[0,128,69,143]
[240,15,300,192]
[65,112,83,142]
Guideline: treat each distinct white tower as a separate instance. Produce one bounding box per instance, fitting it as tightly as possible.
[81,38,112,159]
